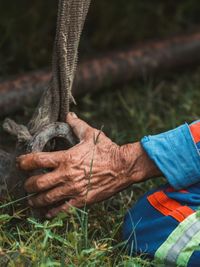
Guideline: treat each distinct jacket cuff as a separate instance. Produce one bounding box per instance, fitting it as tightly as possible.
[141,123,200,189]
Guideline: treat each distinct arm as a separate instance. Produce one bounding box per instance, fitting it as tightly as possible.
[17,112,160,218]
[141,120,200,190]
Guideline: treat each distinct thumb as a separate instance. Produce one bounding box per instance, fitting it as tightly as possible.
[66,112,93,140]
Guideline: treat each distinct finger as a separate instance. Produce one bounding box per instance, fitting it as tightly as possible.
[66,112,93,141]
[46,198,82,218]
[28,185,77,208]
[17,151,63,171]
[24,170,64,193]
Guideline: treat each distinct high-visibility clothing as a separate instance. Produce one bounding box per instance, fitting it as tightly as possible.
[123,120,200,266]
[123,185,200,266]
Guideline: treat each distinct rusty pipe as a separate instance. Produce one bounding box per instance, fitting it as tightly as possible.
[1,32,200,116]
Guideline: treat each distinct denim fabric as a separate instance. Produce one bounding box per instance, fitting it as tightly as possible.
[141,123,200,190]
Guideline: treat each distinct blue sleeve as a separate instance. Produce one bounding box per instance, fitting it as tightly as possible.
[141,123,200,189]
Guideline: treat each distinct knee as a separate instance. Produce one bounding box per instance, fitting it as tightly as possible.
[122,186,177,257]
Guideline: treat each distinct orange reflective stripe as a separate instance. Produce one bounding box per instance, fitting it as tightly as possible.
[190,122,200,143]
[170,206,194,222]
[147,191,194,222]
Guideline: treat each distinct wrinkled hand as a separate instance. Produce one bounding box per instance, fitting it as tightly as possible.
[17,113,160,218]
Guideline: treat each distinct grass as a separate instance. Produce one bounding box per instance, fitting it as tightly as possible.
[1,66,200,266]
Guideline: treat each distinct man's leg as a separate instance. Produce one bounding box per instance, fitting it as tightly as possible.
[123,184,200,266]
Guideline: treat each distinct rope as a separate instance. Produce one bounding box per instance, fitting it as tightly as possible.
[3,0,91,142]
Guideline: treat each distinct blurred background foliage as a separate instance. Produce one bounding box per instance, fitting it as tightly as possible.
[1,0,200,76]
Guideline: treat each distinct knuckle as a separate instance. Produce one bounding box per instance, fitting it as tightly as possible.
[79,190,87,198]
[35,178,44,190]
[75,185,82,193]
[33,153,39,163]
[32,154,39,165]
[44,193,52,203]
[75,182,85,193]
[38,153,47,164]
[34,153,46,165]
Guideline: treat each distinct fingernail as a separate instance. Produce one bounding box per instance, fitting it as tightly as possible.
[28,199,33,206]
[69,112,78,118]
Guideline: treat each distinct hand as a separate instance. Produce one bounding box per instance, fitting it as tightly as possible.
[17,113,160,218]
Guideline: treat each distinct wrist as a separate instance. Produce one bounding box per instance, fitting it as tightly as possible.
[120,142,161,183]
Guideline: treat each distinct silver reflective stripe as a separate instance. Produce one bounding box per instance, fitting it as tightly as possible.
[155,212,200,267]
[165,220,200,266]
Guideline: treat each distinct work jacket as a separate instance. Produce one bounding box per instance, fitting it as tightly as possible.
[123,120,200,267]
